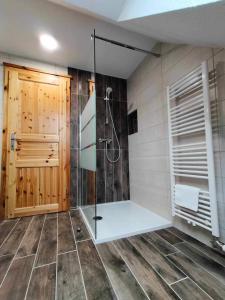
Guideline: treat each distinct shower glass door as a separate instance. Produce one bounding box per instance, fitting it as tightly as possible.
[79,35,97,239]
[79,82,97,238]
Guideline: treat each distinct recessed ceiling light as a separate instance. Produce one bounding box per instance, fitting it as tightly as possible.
[40,34,58,51]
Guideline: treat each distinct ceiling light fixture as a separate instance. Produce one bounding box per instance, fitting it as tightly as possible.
[40,34,58,51]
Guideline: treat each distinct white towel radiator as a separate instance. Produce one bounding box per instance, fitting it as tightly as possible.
[167,61,219,237]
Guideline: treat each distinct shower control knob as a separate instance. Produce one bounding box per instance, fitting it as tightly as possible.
[98,138,112,144]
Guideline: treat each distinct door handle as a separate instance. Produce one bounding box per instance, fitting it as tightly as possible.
[10,133,16,151]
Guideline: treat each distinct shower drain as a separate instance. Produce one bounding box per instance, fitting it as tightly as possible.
[93,216,103,221]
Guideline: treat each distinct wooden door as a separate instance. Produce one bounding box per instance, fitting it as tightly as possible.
[2,64,70,218]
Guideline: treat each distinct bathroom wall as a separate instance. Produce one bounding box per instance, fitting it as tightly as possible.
[0,54,129,210]
[69,68,129,207]
[128,44,225,244]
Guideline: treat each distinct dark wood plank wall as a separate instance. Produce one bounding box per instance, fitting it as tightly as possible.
[68,68,129,208]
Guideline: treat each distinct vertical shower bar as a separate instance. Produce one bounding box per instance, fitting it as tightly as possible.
[93,29,97,240]
[202,61,219,237]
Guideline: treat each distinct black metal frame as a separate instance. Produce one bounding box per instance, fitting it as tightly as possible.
[91,32,160,57]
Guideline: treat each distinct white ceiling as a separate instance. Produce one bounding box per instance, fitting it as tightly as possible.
[0,0,155,79]
[50,0,126,21]
[1,0,225,80]
[50,0,225,47]
[119,1,225,47]
[119,0,221,20]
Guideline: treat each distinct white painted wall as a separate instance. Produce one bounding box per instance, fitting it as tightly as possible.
[0,52,67,186]
[128,43,225,245]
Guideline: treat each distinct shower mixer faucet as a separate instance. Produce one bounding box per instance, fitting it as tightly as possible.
[98,137,112,144]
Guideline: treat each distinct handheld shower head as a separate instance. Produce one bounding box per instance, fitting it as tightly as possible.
[105,87,112,100]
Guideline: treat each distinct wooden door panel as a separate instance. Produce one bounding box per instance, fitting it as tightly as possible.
[16,167,40,208]
[2,65,70,218]
[20,80,59,135]
[17,142,58,160]
[16,166,59,208]
[16,141,59,167]
[18,72,59,85]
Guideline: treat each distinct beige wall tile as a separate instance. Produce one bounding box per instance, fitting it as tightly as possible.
[128,42,225,245]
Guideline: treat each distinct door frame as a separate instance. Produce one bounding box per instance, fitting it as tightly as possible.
[0,63,71,219]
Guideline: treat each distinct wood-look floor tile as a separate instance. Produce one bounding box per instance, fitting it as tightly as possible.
[35,216,57,267]
[156,229,183,245]
[169,227,225,267]
[97,242,148,300]
[0,255,34,300]
[114,239,179,300]
[57,251,86,300]
[168,252,225,300]
[78,240,117,300]
[26,263,56,300]
[0,255,14,285]
[70,210,90,242]
[0,217,32,256]
[128,235,185,284]
[16,215,45,258]
[171,278,211,300]
[0,219,18,247]
[58,212,76,254]
[46,212,58,219]
[176,241,225,285]
[142,232,178,255]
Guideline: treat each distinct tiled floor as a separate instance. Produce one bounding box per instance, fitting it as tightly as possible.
[0,210,225,299]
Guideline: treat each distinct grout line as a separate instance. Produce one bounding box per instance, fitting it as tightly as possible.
[0,253,19,258]
[14,253,35,260]
[187,277,214,300]
[15,217,36,259]
[0,218,20,249]
[0,216,33,289]
[173,241,186,246]
[165,229,225,282]
[112,241,151,300]
[142,233,180,257]
[24,214,47,300]
[76,238,92,244]
[164,251,180,257]
[95,244,120,300]
[55,212,58,300]
[127,237,184,295]
[153,231,186,252]
[171,243,225,287]
[170,276,214,300]
[166,251,214,300]
[57,249,77,256]
[33,261,56,270]
[167,228,225,267]
[69,211,88,300]
[169,276,187,286]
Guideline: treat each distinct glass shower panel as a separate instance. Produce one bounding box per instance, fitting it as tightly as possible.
[79,79,97,239]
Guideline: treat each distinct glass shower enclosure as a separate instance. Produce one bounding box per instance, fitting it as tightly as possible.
[79,30,97,239]
[78,30,164,243]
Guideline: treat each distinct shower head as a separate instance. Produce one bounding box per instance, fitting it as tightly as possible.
[105,87,112,100]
